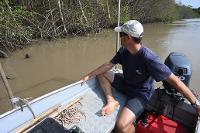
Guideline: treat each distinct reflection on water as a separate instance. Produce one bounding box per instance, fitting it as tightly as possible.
[1,19,200,114]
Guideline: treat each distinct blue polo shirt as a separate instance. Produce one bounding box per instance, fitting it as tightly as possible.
[110,46,172,101]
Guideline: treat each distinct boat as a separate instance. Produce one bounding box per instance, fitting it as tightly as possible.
[0,68,125,133]
[0,51,200,133]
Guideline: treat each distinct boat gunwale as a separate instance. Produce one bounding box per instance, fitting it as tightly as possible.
[0,79,91,118]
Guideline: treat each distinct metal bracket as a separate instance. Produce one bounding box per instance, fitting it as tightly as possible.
[11,97,36,119]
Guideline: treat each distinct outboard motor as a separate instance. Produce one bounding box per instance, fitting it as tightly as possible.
[163,52,192,99]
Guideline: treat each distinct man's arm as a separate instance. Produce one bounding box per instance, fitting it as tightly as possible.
[166,73,200,115]
[80,62,115,84]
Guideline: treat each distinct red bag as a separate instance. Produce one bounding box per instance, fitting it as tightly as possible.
[136,113,190,133]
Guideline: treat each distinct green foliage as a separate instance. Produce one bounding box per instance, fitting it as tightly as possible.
[156,0,178,22]
[176,4,200,19]
[193,7,200,17]
[0,0,36,51]
[0,0,200,52]
[126,0,178,23]
[120,3,129,23]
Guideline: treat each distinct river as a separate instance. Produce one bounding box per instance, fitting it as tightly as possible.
[0,19,200,114]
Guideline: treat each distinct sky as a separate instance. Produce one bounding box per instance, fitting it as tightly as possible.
[176,0,200,8]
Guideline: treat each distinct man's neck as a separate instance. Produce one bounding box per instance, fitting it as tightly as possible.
[127,43,141,54]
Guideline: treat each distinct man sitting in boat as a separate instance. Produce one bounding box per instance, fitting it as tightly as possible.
[80,20,200,133]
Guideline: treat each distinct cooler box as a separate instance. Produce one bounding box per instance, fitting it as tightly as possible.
[136,113,190,133]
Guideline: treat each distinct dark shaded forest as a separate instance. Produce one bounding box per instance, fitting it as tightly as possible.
[0,0,199,55]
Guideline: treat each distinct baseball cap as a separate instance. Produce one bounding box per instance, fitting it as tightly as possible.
[115,20,144,38]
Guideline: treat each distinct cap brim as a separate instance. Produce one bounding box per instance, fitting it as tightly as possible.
[114,26,122,32]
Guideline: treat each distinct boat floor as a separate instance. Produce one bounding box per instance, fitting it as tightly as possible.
[52,84,127,133]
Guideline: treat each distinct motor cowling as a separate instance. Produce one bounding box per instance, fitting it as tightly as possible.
[163,52,192,91]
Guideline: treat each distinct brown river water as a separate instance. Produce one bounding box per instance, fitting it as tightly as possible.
[0,19,200,114]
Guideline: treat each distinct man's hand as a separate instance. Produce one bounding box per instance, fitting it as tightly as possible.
[80,75,90,86]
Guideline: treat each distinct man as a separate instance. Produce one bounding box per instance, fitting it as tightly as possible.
[80,20,200,133]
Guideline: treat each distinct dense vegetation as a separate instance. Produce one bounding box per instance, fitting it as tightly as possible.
[176,4,200,18]
[193,7,200,17]
[0,0,199,55]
